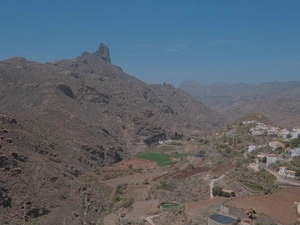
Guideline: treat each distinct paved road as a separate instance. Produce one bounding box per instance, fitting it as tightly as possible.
[267,169,300,186]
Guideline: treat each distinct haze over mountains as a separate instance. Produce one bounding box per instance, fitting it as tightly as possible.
[180,80,300,129]
[0,43,224,224]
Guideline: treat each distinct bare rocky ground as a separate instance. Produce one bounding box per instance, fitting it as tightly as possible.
[0,43,225,224]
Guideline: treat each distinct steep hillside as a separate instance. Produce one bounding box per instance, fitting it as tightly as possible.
[0,44,224,224]
[180,80,300,128]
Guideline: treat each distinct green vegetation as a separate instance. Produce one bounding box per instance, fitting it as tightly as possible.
[112,183,133,207]
[81,175,94,184]
[168,142,183,146]
[195,149,206,157]
[136,152,173,166]
[291,135,300,148]
[113,183,128,202]
[172,153,188,159]
[212,186,234,197]
[244,183,263,191]
[29,215,47,225]
[159,145,175,152]
[157,181,176,192]
[291,156,300,167]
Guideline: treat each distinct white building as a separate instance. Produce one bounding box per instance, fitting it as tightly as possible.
[279,129,290,138]
[248,145,256,153]
[249,163,260,171]
[285,148,300,157]
[279,166,295,178]
[291,128,300,139]
[269,141,285,150]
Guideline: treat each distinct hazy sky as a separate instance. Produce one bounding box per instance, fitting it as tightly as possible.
[1,1,300,86]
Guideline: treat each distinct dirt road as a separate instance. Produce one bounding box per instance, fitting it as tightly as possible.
[210,174,225,199]
[267,169,300,186]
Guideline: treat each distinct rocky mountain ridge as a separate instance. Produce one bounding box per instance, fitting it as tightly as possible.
[180,80,300,129]
[0,43,224,224]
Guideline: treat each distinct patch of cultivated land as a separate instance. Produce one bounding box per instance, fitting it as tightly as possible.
[136,152,174,166]
[186,197,226,219]
[225,186,300,225]
[104,170,165,186]
[102,157,158,171]
[127,184,151,201]
[172,167,210,180]
[124,201,158,220]
[212,160,237,176]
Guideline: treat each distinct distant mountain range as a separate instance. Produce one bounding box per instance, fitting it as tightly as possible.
[180,80,300,129]
[0,44,224,224]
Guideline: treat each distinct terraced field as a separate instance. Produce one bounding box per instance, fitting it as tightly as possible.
[225,186,300,225]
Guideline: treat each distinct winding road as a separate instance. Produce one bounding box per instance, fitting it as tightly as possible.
[267,169,300,186]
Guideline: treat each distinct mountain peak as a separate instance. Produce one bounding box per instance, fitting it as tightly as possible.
[96,43,111,63]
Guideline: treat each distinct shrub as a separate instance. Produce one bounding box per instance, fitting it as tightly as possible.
[143,178,149,184]
[212,186,223,196]
[157,181,176,192]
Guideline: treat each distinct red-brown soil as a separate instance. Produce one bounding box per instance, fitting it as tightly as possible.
[225,186,300,225]
[172,167,210,180]
[151,172,169,182]
[126,184,151,201]
[102,157,158,171]
[212,160,237,175]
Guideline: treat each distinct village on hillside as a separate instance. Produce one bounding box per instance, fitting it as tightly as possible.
[241,120,300,178]
[96,118,300,225]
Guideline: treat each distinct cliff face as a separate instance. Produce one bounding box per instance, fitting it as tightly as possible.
[0,44,224,224]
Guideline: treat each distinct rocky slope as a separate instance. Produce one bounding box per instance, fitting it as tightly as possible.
[180,80,300,128]
[0,44,224,224]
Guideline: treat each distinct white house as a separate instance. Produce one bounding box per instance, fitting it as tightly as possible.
[285,148,300,157]
[248,145,256,153]
[279,166,295,178]
[291,128,300,139]
[279,129,290,138]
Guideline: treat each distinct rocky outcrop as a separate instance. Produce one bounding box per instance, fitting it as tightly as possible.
[96,43,111,63]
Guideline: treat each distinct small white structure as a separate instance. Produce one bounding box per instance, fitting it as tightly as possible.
[248,145,256,153]
[279,166,296,178]
[243,120,257,125]
[252,130,263,135]
[249,162,260,171]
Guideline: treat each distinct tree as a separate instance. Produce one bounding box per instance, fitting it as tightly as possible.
[295,170,300,177]
[262,156,267,163]
[223,133,227,143]
[203,140,209,145]
[212,186,223,197]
